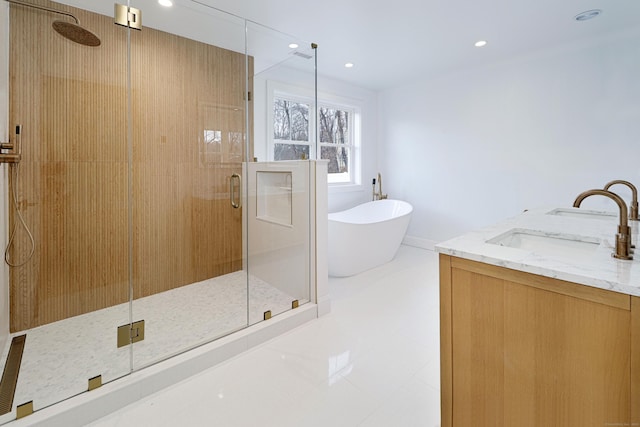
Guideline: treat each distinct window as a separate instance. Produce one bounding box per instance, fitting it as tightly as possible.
[319,105,355,184]
[268,82,361,186]
[273,98,311,161]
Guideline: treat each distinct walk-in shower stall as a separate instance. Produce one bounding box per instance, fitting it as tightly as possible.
[0,0,324,422]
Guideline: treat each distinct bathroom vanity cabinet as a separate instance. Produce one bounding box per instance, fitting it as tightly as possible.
[436,207,640,427]
[439,254,639,427]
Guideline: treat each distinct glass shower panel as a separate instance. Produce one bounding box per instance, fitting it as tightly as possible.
[126,1,250,370]
[246,160,312,322]
[245,23,317,321]
[1,1,130,421]
[0,0,316,423]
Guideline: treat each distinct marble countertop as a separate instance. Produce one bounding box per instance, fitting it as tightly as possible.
[435,207,640,297]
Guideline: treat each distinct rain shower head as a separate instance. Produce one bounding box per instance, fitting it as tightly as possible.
[6,0,101,47]
[52,20,100,47]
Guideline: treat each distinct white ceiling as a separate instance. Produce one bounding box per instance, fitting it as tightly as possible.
[60,0,640,90]
[199,0,640,90]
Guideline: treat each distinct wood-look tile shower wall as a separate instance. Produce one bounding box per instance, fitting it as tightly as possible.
[8,0,252,331]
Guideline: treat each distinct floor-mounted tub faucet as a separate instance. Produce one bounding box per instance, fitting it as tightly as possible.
[373,172,387,201]
[371,178,376,201]
[573,189,633,260]
[603,180,639,221]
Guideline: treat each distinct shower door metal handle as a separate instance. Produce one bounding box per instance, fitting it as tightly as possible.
[230,173,241,209]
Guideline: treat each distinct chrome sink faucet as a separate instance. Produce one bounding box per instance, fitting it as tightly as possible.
[372,172,387,201]
[603,180,639,221]
[573,189,632,260]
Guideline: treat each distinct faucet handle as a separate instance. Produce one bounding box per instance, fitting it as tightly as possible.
[614,232,633,260]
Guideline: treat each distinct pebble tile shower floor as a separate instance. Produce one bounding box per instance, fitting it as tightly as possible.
[0,272,298,422]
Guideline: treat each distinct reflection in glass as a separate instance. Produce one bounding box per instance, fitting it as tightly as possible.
[274,143,310,161]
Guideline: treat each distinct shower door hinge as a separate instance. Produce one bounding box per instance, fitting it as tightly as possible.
[16,401,33,419]
[114,3,142,30]
[88,375,102,391]
[244,91,252,102]
[117,320,145,348]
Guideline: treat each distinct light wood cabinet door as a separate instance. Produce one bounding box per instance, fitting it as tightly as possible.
[441,255,633,427]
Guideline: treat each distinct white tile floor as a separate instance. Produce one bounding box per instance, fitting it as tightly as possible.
[88,245,442,427]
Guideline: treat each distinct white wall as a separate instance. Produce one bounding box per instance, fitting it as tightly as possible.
[0,2,10,350]
[379,28,640,247]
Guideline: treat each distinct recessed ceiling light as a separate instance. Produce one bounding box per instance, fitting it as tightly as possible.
[158,0,173,6]
[288,43,299,49]
[574,9,602,21]
[345,63,354,68]
[474,40,488,48]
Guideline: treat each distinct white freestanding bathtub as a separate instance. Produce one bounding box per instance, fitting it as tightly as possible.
[328,199,413,277]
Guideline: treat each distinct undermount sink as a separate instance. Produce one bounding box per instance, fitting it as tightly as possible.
[546,208,617,220]
[487,229,601,260]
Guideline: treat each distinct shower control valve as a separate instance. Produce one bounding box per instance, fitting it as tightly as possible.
[0,128,21,163]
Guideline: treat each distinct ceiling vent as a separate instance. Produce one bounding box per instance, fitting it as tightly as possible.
[292,51,313,60]
[574,9,602,21]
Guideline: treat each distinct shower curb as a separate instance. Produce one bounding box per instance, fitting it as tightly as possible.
[5,304,319,427]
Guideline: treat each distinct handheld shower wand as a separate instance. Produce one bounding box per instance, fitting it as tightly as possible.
[4,126,35,267]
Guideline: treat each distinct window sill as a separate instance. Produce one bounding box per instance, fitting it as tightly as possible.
[328,183,365,194]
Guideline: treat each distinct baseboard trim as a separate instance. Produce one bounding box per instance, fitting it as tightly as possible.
[402,235,437,251]
[316,295,331,317]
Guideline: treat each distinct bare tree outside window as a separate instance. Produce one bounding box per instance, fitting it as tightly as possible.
[274,144,310,160]
[273,99,290,140]
[274,98,310,160]
[271,90,358,185]
[319,107,350,174]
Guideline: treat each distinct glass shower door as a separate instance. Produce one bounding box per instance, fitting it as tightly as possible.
[1,1,131,421]
[126,1,250,370]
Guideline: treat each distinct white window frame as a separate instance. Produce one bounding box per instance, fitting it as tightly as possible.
[266,80,362,188]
